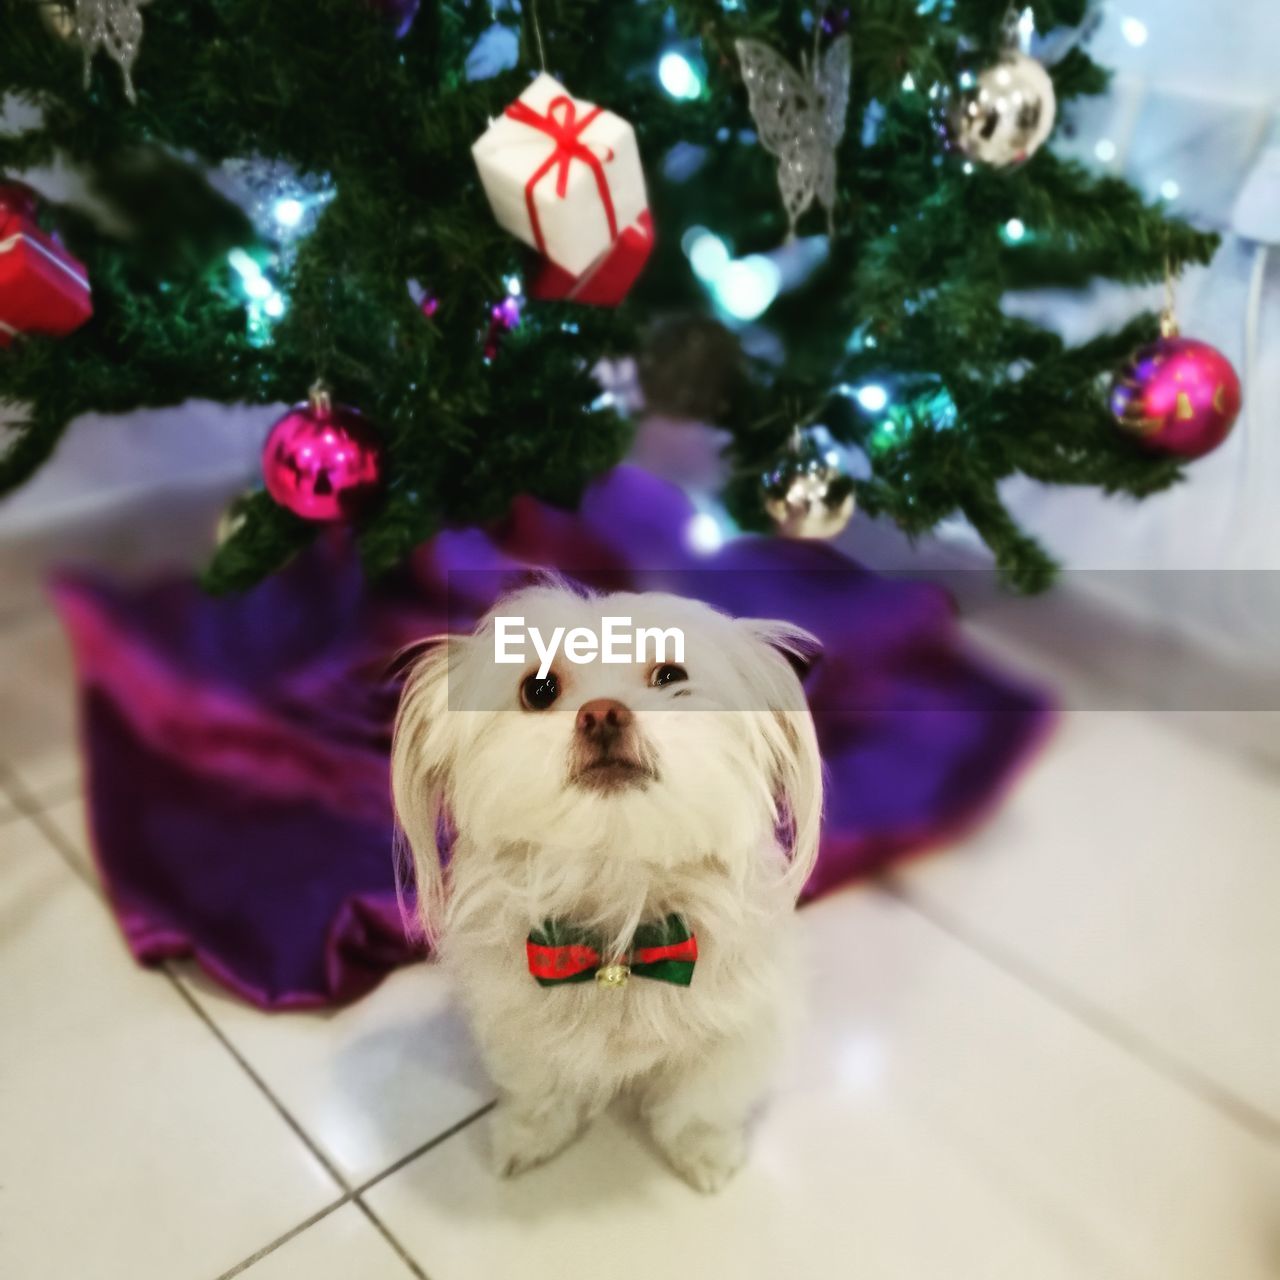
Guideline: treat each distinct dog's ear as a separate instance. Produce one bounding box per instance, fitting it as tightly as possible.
[391,635,466,943]
[739,618,824,899]
[739,618,822,680]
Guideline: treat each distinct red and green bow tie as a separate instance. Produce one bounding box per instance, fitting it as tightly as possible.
[527,914,698,989]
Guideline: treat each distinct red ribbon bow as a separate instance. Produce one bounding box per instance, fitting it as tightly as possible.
[526,915,698,987]
[503,94,618,259]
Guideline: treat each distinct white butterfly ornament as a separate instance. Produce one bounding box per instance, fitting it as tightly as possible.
[735,33,852,239]
[74,0,152,104]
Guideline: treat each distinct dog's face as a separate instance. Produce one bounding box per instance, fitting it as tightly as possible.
[392,585,822,934]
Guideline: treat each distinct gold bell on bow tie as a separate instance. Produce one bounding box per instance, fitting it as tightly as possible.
[595,963,630,989]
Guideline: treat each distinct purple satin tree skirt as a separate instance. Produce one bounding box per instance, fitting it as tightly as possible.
[51,467,1053,1010]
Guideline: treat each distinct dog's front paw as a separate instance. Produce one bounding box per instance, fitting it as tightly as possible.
[653,1119,747,1194]
[489,1098,584,1178]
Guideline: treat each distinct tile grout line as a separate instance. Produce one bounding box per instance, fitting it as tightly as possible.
[201,1100,494,1280]
[211,1195,353,1280]
[23,768,1279,1200]
[354,1100,497,1197]
[7,749,485,1279]
[168,965,497,1280]
[170,971,467,1280]
[0,760,407,1280]
[7,754,485,1280]
[0,761,99,892]
[27,777,83,807]
[352,1199,432,1280]
[204,1100,494,1280]
[344,1101,499,1280]
[164,969,354,1193]
[881,877,1280,1148]
[27,806,98,888]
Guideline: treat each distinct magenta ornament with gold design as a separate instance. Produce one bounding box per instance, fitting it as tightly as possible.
[262,387,383,522]
[1109,333,1241,460]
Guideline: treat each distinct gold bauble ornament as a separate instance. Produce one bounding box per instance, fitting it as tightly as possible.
[36,0,78,40]
[762,426,856,540]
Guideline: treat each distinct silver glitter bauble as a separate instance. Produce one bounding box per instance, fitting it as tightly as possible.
[216,155,337,265]
[947,52,1056,168]
[762,428,856,540]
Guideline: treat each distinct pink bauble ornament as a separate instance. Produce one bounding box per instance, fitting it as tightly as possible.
[262,388,382,521]
[1109,334,1241,459]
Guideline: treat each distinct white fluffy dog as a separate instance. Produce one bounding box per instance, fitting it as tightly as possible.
[391,583,822,1192]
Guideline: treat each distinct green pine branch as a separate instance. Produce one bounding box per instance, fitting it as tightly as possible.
[0,0,1221,594]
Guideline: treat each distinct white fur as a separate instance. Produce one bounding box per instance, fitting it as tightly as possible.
[391,584,822,1191]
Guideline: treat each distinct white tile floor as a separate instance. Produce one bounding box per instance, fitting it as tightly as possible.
[1,602,1278,1280]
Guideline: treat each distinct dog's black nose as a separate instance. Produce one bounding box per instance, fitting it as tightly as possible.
[575,698,633,741]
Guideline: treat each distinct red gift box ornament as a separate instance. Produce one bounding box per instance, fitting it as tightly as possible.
[0,183,93,348]
[531,210,655,307]
[472,74,648,278]
[503,95,619,259]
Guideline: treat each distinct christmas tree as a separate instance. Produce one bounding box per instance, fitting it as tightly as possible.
[0,0,1220,592]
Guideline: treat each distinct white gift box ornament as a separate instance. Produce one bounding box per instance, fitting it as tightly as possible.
[472,73,648,277]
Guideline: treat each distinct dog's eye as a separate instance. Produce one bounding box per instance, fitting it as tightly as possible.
[651,664,688,688]
[520,672,560,711]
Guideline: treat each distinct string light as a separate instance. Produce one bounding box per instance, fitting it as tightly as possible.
[870,420,899,452]
[682,228,779,321]
[1120,16,1148,46]
[659,51,702,100]
[273,198,305,229]
[686,511,724,554]
[686,229,730,281]
[1002,217,1027,243]
[227,249,264,287]
[919,385,958,431]
[1160,179,1181,201]
[864,384,958,452]
[854,384,889,412]
[407,279,438,317]
[1095,138,1117,163]
[711,255,781,321]
[228,249,287,345]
